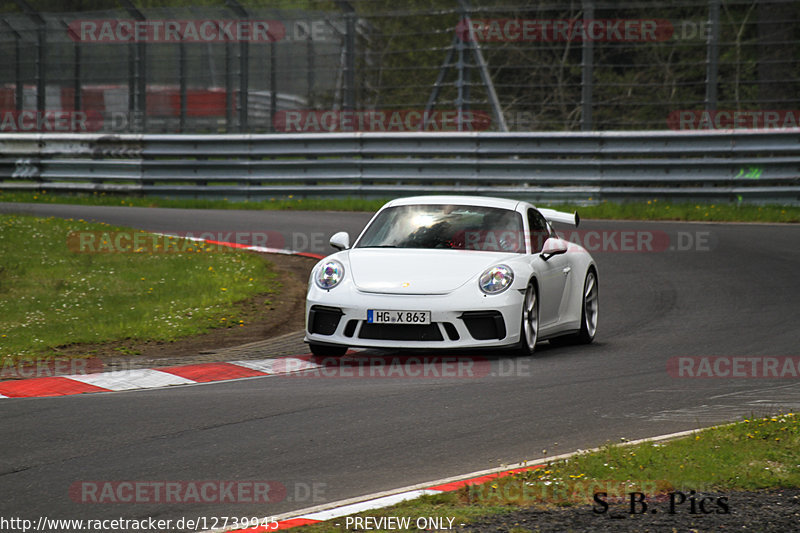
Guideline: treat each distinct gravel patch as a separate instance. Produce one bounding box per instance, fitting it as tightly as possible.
[457,489,800,532]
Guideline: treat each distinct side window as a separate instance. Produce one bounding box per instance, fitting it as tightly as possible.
[527,209,550,253]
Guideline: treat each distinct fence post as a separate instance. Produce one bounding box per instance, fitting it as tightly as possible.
[12,0,47,116]
[226,0,250,132]
[457,0,508,132]
[581,0,595,132]
[0,19,24,112]
[119,0,147,132]
[335,1,356,111]
[270,38,277,132]
[225,39,234,132]
[63,20,82,114]
[179,40,187,133]
[705,0,721,112]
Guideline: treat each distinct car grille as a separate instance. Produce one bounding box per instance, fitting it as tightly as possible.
[358,322,444,341]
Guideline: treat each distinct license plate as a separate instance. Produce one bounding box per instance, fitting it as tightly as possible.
[367,310,431,325]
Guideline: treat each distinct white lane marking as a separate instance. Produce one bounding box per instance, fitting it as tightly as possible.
[710,381,800,400]
[300,490,441,522]
[69,369,195,391]
[205,427,709,533]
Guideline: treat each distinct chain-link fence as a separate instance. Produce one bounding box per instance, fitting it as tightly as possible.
[1,0,798,133]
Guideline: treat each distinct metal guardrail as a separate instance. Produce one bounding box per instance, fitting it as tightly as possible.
[1,131,799,204]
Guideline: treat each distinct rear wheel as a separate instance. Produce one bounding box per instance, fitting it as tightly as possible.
[517,282,539,356]
[309,343,348,357]
[576,269,599,344]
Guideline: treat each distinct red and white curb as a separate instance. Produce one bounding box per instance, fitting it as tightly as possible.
[216,428,704,532]
[222,466,540,532]
[162,233,325,261]
[0,356,326,399]
[0,237,328,399]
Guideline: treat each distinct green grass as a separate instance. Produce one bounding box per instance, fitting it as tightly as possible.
[1,190,799,222]
[482,413,800,504]
[550,199,800,224]
[0,190,383,212]
[0,214,278,362]
[293,413,800,532]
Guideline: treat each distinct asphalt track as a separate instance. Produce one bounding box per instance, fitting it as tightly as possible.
[1,203,799,530]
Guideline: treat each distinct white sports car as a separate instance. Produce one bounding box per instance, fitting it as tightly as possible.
[305,196,598,357]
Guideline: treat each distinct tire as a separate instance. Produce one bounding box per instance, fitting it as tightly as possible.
[309,343,348,357]
[517,282,539,356]
[575,269,599,344]
[549,269,598,346]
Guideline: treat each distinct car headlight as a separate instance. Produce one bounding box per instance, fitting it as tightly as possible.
[479,264,514,294]
[315,260,345,290]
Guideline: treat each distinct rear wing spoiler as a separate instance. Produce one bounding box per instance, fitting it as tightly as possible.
[538,208,580,228]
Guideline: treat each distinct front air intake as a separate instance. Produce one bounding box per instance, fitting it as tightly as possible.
[308,306,343,336]
[459,311,506,340]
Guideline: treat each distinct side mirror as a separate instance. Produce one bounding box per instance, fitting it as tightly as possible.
[329,231,350,251]
[540,237,568,261]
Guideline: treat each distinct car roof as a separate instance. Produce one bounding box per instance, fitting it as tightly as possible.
[384,195,527,211]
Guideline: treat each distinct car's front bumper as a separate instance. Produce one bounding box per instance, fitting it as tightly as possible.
[305,285,525,351]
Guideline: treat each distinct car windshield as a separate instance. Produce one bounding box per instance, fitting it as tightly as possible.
[356,204,525,253]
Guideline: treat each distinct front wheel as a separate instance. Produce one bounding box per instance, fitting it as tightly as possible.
[516,282,539,356]
[309,343,348,357]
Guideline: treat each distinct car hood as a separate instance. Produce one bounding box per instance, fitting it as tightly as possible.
[346,248,518,295]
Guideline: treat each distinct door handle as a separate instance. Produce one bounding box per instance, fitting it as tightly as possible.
[562,266,571,275]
